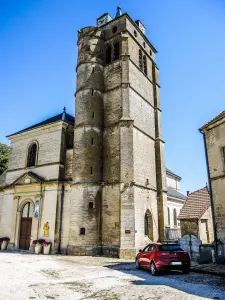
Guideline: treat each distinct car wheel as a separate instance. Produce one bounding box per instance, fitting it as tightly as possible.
[150,262,157,276]
[135,258,140,269]
[183,267,190,274]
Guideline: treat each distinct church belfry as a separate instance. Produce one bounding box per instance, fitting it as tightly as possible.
[68,8,167,258]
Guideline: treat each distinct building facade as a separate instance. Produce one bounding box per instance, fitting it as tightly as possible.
[200,110,225,261]
[165,169,186,241]
[0,8,167,258]
[178,187,214,244]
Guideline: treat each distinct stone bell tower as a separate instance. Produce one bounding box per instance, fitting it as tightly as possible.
[68,7,167,258]
[68,27,105,253]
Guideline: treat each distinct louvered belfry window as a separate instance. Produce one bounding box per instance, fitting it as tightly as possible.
[27,143,37,167]
[143,55,147,75]
[139,49,143,70]
[106,45,112,64]
[113,42,120,61]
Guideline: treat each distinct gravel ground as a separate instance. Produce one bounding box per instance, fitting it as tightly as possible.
[0,252,225,300]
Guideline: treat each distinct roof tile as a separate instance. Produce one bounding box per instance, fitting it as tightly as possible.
[178,186,210,219]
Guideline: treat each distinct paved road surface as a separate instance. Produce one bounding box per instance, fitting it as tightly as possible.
[0,252,224,300]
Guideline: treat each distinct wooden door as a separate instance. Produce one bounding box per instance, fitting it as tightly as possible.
[19,218,32,250]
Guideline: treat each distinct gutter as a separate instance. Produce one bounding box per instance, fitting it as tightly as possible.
[58,184,65,253]
[200,130,218,260]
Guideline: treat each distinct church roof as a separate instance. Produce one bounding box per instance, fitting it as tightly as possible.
[178,186,210,219]
[167,187,187,200]
[199,109,225,131]
[7,109,74,137]
[166,168,182,181]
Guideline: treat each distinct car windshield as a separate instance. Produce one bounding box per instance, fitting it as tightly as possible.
[159,245,184,251]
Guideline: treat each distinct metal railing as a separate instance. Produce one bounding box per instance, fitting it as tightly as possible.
[164,227,181,241]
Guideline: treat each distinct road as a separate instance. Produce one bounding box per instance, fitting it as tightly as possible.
[0,252,224,300]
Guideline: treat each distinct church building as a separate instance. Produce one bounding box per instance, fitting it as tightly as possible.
[0,8,167,258]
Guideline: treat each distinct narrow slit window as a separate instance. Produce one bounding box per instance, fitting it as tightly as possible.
[91,89,94,96]
[92,112,95,119]
[91,137,94,145]
[80,228,85,235]
[88,202,94,209]
[113,42,120,61]
[143,55,147,75]
[139,49,143,70]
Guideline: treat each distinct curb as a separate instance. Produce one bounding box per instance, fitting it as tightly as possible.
[191,268,225,278]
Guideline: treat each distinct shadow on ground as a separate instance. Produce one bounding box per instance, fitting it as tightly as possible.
[104,262,225,300]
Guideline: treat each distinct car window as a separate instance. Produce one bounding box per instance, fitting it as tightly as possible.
[148,245,156,252]
[159,245,184,251]
[144,244,155,252]
[143,245,150,252]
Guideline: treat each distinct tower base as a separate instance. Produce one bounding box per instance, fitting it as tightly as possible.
[67,245,136,259]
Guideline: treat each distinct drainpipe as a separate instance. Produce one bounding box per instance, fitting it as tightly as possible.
[58,184,65,253]
[200,131,218,260]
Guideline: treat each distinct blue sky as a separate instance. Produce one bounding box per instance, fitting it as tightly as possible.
[0,0,224,193]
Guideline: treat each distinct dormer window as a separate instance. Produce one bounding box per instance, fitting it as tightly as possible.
[27,143,38,167]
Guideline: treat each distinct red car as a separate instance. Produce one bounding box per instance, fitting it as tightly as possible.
[135,243,191,275]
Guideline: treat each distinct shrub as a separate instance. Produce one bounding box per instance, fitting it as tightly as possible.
[1,237,10,242]
[42,241,52,247]
[32,239,45,245]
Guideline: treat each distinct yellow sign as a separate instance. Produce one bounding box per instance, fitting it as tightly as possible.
[43,222,50,237]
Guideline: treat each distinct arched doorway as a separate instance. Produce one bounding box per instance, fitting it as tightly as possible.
[19,202,33,250]
[144,209,154,241]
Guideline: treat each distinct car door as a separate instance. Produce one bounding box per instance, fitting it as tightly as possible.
[139,245,150,267]
[144,245,156,268]
[141,245,154,268]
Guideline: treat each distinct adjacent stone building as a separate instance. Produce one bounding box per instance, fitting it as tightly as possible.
[165,169,186,241]
[178,187,213,244]
[0,8,167,258]
[200,110,225,261]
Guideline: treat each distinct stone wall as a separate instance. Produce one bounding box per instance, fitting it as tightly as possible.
[201,206,214,243]
[204,119,225,249]
[180,219,199,237]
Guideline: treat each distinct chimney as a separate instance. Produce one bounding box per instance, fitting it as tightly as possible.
[187,191,190,196]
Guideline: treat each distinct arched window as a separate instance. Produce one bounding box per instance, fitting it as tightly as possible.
[113,41,120,61]
[27,143,37,167]
[139,49,143,70]
[144,213,149,236]
[106,45,112,64]
[174,208,177,226]
[22,202,33,218]
[144,210,153,240]
[66,125,74,150]
[143,55,147,75]
[167,207,170,226]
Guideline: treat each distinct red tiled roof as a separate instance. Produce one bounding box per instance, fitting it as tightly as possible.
[200,110,225,131]
[178,187,211,219]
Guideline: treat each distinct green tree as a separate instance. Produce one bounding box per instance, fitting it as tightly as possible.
[0,143,10,175]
